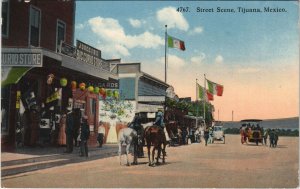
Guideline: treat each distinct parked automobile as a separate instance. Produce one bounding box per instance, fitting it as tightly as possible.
[212,125,225,144]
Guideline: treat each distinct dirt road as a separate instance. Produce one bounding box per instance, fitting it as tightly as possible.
[2,135,299,188]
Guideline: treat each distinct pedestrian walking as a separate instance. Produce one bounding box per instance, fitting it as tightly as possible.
[80,115,90,157]
[204,127,209,146]
[263,129,269,146]
[208,127,214,144]
[65,108,74,153]
[97,121,105,148]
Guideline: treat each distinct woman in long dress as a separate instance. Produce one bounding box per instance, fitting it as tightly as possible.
[105,120,118,143]
[58,112,67,146]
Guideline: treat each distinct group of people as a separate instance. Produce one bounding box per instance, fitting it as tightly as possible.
[240,124,279,147]
[62,108,90,157]
[264,128,279,147]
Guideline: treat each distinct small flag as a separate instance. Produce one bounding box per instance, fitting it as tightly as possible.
[197,83,213,101]
[168,35,185,51]
[207,79,224,96]
[197,83,205,100]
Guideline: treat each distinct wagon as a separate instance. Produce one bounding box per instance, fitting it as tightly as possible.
[241,119,263,145]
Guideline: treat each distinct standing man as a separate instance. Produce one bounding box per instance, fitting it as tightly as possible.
[97,121,105,148]
[80,115,90,157]
[204,127,209,146]
[65,108,74,153]
[129,112,144,157]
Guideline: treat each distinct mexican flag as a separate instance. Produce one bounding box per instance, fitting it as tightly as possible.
[196,83,213,101]
[206,91,214,101]
[168,35,185,51]
[207,79,224,96]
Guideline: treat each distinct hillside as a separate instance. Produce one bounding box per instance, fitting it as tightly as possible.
[222,117,299,130]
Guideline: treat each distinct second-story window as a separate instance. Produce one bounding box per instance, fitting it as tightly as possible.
[2,0,9,37]
[56,20,66,52]
[29,6,41,47]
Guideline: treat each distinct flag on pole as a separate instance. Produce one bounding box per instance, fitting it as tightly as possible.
[168,35,185,51]
[196,83,214,101]
[207,79,224,96]
[206,91,214,101]
[196,83,205,100]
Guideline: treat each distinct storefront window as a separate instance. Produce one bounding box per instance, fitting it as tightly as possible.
[1,0,9,37]
[1,87,9,134]
[56,20,66,52]
[29,6,41,47]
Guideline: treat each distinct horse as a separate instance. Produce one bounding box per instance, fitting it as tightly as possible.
[118,127,138,166]
[144,125,167,166]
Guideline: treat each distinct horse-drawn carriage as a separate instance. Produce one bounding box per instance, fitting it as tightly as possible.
[240,119,263,145]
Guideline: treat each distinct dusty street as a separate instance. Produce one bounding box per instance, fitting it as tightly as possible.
[1,135,299,188]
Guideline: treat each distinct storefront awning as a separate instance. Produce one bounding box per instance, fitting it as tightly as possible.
[1,67,33,87]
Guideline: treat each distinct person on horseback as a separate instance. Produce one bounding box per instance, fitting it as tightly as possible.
[154,110,164,129]
[129,112,144,157]
[154,110,171,143]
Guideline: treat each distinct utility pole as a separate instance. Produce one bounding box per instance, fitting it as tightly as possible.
[232,110,234,122]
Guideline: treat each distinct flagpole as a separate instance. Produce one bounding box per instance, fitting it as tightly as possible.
[196,78,198,129]
[165,25,168,83]
[196,78,198,101]
[204,74,206,126]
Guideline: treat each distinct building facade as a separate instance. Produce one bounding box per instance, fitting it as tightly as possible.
[1,0,118,150]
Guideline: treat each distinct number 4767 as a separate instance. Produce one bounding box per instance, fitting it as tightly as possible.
[177,7,189,12]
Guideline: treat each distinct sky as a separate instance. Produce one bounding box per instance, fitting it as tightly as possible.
[74,1,299,121]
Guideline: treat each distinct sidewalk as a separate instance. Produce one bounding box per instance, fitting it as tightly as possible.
[1,144,119,178]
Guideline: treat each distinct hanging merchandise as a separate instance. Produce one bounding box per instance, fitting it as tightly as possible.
[47,74,55,85]
[113,90,119,99]
[106,90,112,97]
[79,82,86,91]
[71,81,77,90]
[99,88,106,96]
[60,78,68,87]
[94,87,100,94]
[88,86,94,93]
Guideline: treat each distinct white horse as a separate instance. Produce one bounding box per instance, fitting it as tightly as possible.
[118,127,138,166]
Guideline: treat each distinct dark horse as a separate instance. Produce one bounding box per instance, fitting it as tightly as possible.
[144,125,167,166]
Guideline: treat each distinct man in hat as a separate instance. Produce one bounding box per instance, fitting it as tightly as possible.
[80,115,90,157]
[97,121,105,148]
[154,110,170,143]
